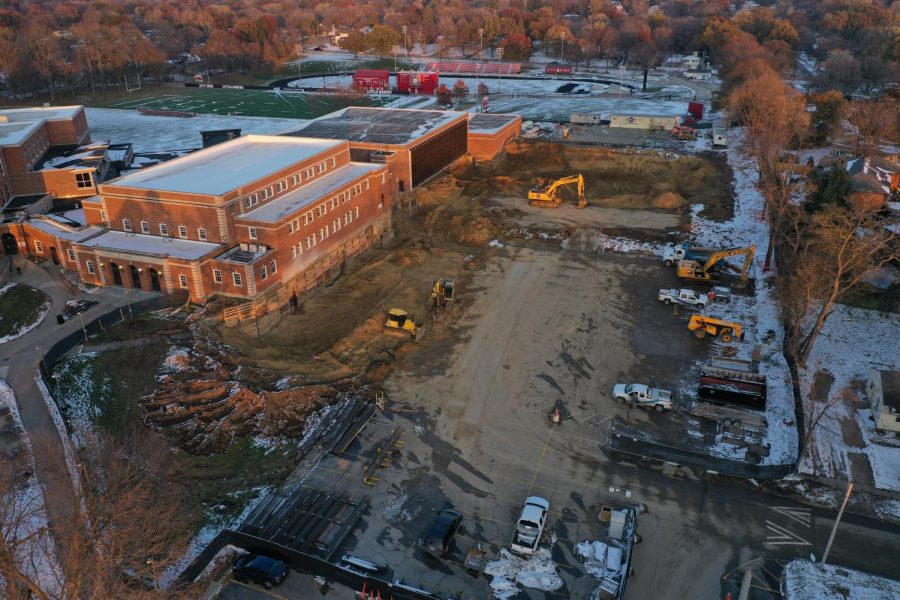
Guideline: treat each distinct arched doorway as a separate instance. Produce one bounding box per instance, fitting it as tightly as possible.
[129,265,142,289]
[1,233,17,255]
[148,268,161,292]
[109,262,123,286]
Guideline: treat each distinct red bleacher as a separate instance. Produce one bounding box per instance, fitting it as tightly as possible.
[425,62,521,75]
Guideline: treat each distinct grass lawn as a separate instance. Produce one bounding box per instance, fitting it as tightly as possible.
[91,85,397,119]
[207,58,418,85]
[0,283,50,340]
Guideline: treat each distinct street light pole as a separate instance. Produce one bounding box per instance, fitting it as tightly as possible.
[478,28,484,81]
[561,31,566,63]
[820,481,854,569]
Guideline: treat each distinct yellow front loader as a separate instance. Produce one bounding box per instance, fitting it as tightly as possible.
[528,174,587,209]
[688,315,744,342]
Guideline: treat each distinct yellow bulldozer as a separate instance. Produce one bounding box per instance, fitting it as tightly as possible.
[677,245,755,286]
[687,315,744,342]
[528,174,587,209]
[385,308,417,338]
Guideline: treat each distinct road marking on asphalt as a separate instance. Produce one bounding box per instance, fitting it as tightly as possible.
[765,520,812,546]
[229,579,288,599]
[771,506,812,527]
[527,427,555,495]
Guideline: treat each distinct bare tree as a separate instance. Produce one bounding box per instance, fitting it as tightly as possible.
[789,207,898,366]
[727,68,810,268]
[0,430,198,600]
[849,98,900,158]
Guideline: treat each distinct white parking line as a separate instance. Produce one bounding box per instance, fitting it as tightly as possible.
[771,506,812,527]
[765,520,811,546]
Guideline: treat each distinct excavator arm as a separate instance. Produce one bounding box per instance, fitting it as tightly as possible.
[701,245,756,280]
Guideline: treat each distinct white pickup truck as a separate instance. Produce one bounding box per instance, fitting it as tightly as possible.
[510,497,550,555]
[613,383,673,411]
[658,288,709,308]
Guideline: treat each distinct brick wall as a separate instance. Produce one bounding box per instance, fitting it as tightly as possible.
[101,195,224,242]
[468,119,522,161]
[1,124,50,173]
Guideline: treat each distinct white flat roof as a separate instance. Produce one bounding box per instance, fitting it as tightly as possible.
[0,121,43,147]
[78,230,221,260]
[104,135,345,196]
[284,107,466,145]
[0,106,83,122]
[27,219,105,242]
[240,162,383,223]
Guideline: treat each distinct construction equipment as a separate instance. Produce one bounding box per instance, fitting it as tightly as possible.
[677,245,755,284]
[431,278,454,312]
[672,124,697,140]
[687,315,744,342]
[528,174,586,209]
[384,308,417,337]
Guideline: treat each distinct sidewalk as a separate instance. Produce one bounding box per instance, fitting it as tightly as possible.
[0,258,158,562]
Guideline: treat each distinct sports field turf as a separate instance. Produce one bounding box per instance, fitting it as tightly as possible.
[98,86,397,119]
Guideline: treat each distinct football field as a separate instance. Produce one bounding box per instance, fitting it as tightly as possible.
[99,86,394,119]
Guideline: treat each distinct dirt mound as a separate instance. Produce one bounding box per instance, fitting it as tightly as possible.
[652,191,687,209]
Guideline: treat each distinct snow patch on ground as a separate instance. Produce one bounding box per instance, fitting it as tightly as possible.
[34,376,85,502]
[484,548,563,600]
[49,353,108,445]
[561,232,664,256]
[381,491,409,523]
[161,346,191,373]
[797,304,900,491]
[1,379,64,596]
[686,133,798,465]
[783,559,900,599]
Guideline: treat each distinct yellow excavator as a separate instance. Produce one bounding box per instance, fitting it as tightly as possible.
[528,174,587,209]
[677,245,755,285]
[385,308,417,338]
[688,315,744,342]
[432,278,454,312]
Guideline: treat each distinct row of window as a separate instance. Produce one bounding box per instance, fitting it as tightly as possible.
[243,157,339,210]
[284,181,367,235]
[122,218,208,241]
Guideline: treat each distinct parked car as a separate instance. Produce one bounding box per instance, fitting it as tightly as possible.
[56,299,98,324]
[423,508,463,558]
[231,554,288,589]
[510,497,550,555]
[708,286,732,303]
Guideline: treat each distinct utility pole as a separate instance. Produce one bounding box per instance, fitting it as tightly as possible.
[478,28,484,81]
[402,25,408,59]
[820,481,853,568]
[561,31,566,63]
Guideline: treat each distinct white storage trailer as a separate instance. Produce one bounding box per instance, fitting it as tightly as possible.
[610,113,681,130]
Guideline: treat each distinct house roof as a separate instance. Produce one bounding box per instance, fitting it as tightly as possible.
[283,107,466,146]
[26,218,104,242]
[102,135,345,196]
[0,121,43,147]
[240,162,383,223]
[0,106,83,123]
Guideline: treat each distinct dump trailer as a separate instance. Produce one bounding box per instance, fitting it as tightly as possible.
[528,174,586,209]
[690,400,767,432]
[698,366,767,409]
[677,245,755,285]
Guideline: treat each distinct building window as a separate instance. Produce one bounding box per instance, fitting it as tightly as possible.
[248,227,257,240]
[344,213,351,225]
[315,205,325,218]
[34,240,44,254]
[380,173,386,184]
[304,167,314,179]
[354,207,359,219]
[75,172,93,188]
[67,249,76,262]
[365,179,370,190]
[198,228,207,241]
[291,174,300,186]
[178,225,188,238]
[260,265,268,281]
[123,218,132,232]
[159,223,169,236]
[86,260,96,275]
[100,210,108,222]
[245,193,258,208]
[270,259,277,274]
[330,157,336,168]
[314,163,323,175]
[288,221,294,234]
[213,269,222,283]
[303,211,314,225]
[261,187,273,201]
[306,236,315,250]
[140,221,150,234]
[233,272,242,287]
[178,274,188,288]
[277,180,288,193]
[291,246,297,259]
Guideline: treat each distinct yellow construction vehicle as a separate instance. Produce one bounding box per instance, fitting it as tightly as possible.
[385,308,417,338]
[688,315,744,342]
[528,174,587,209]
[432,278,455,312]
[677,245,755,284]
